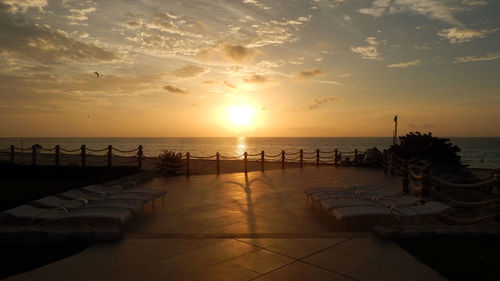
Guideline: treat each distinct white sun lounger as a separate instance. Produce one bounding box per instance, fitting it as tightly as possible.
[304,183,384,199]
[80,184,166,206]
[320,195,419,213]
[0,204,132,226]
[32,196,144,214]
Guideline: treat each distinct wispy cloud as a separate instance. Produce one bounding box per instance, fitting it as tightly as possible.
[222,44,255,63]
[438,27,497,43]
[223,81,236,88]
[351,37,382,60]
[243,74,271,83]
[454,53,500,63]
[388,59,421,68]
[163,85,188,94]
[243,0,271,10]
[308,97,337,110]
[170,65,206,78]
[294,68,325,80]
[358,0,463,26]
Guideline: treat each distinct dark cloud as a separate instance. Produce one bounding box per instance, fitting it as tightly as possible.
[0,16,117,64]
[163,85,188,94]
[125,20,141,28]
[295,68,325,80]
[308,97,337,110]
[243,74,270,83]
[222,44,254,63]
[171,65,205,78]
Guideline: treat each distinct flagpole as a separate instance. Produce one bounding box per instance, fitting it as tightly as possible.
[393,115,398,145]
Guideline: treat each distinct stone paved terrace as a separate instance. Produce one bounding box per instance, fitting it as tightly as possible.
[4,166,448,281]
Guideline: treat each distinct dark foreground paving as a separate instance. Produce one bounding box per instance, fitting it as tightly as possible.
[4,166,447,281]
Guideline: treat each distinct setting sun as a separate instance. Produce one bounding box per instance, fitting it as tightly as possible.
[228,106,254,127]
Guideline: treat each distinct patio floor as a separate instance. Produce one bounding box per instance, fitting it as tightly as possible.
[4,166,448,281]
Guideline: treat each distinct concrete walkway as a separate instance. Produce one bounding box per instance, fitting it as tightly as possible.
[4,166,448,281]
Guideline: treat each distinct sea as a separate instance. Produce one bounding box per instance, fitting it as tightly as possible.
[0,137,499,169]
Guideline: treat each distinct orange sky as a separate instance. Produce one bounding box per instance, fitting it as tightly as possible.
[1,0,499,137]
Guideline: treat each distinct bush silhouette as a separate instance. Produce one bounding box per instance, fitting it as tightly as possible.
[389,132,464,168]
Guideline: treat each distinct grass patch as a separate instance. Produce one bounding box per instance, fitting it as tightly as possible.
[398,235,500,281]
[0,162,140,211]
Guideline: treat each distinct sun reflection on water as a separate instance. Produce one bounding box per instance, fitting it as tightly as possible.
[235,137,247,158]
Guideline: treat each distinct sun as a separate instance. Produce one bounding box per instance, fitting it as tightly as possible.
[228,106,254,127]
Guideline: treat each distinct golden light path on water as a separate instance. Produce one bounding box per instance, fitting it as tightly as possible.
[234,137,247,158]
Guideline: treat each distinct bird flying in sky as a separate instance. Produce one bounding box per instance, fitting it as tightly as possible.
[94,72,99,77]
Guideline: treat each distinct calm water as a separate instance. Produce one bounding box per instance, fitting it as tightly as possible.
[0,137,498,169]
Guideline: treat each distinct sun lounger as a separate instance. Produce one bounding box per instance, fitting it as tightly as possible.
[80,184,166,206]
[59,189,157,203]
[304,183,384,199]
[0,204,132,227]
[320,195,419,213]
[391,201,450,216]
[32,196,144,214]
[332,206,393,221]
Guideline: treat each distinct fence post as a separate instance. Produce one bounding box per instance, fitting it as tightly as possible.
[81,145,86,167]
[107,145,112,167]
[316,149,320,166]
[55,145,60,166]
[186,152,190,177]
[32,145,37,166]
[244,152,248,173]
[10,145,14,165]
[354,149,358,166]
[216,152,220,175]
[281,150,285,169]
[421,162,431,197]
[402,159,409,194]
[137,145,143,168]
[260,151,264,172]
[300,149,303,168]
[334,149,338,165]
[389,153,395,176]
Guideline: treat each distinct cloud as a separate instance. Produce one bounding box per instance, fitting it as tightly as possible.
[462,0,487,6]
[163,85,188,94]
[243,0,271,10]
[294,68,325,80]
[66,7,96,25]
[170,65,206,78]
[454,53,500,63]
[358,0,462,26]
[388,59,421,68]
[125,20,141,29]
[308,97,337,110]
[1,0,47,14]
[351,37,383,60]
[438,27,497,43]
[0,17,117,64]
[223,81,236,88]
[243,74,271,83]
[222,44,254,63]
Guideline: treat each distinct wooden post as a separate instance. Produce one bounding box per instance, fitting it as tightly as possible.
[186,152,190,177]
[216,152,220,175]
[354,149,358,166]
[281,150,285,169]
[334,149,338,165]
[55,145,60,166]
[402,159,409,194]
[389,153,395,176]
[260,151,264,172]
[107,145,112,167]
[81,144,86,167]
[316,149,320,166]
[10,145,14,165]
[384,152,388,174]
[32,145,37,166]
[300,149,303,168]
[244,152,248,173]
[421,163,431,197]
[137,145,143,168]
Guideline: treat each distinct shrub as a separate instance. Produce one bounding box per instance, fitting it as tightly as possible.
[157,150,183,176]
[389,132,464,168]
